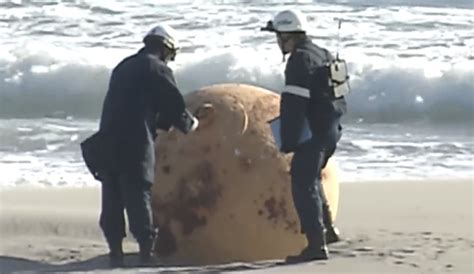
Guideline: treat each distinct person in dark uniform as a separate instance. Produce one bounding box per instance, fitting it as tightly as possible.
[261,10,348,262]
[91,24,198,267]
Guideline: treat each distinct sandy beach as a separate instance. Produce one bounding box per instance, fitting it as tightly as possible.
[1,180,472,274]
[1,0,473,273]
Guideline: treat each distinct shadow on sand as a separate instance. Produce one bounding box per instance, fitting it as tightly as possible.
[0,254,285,273]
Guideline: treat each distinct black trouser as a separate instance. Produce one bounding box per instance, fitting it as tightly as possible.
[290,124,340,237]
[99,173,155,247]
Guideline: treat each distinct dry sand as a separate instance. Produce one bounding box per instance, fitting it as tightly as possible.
[0,180,472,273]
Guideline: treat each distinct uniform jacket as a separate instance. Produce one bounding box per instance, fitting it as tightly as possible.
[279,38,347,153]
[97,47,194,183]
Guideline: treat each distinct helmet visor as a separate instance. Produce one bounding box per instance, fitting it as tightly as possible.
[260,20,277,32]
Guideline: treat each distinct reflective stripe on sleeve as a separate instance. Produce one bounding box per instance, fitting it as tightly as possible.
[283,85,310,98]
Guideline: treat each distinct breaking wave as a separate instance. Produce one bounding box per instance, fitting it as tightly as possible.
[0,47,472,125]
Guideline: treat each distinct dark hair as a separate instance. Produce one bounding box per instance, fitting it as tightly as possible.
[143,35,167,52]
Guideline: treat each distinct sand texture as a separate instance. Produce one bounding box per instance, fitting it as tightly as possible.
[0,180,472,273]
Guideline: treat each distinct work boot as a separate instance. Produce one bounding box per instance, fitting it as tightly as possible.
[322,203,341,244]
[138,236,158,266]
[107,241,124,268]
[285,231,328,263]
[326,225,341,244]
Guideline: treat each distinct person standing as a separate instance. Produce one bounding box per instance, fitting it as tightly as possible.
[84,24,199,267]
[261,10,347,262]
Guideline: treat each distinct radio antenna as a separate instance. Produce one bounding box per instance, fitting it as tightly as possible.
[335,18,342,60]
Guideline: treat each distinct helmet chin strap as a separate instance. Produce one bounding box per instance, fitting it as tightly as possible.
[278,32,291,62]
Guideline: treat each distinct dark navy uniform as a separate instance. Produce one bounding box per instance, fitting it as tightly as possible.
[97,47,195,248]
[279,38,346,238]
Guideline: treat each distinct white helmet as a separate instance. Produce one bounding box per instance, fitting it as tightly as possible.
[262,10,308,33]
[144,24,179,50]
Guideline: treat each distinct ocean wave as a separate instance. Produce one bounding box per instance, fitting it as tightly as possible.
[0,47,472,124]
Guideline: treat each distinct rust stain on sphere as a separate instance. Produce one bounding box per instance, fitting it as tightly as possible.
[152,84,340,264]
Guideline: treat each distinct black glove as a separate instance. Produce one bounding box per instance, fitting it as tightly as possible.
[173,109,199,134]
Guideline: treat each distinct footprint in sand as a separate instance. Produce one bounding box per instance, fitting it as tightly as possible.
[390,252,406,259]
[436,249,445,254]
[420,231,434,240]
[342,251,358,258]
[333,239,353,248]
[329,249,343,255]
[396,247,416,254]
[433,237,442,242]
[354,246,374,252]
